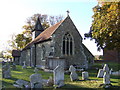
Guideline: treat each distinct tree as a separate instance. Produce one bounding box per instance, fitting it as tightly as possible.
[22,13,63,31]
[8,13,63,51]
[84,1,120,51]
[0,51,4,58]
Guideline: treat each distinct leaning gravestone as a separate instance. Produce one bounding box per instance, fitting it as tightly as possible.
[103,72,110,84]
[53,65,64,88]
[30,73,42,88]
[97,69,104,78]
[82,71,89,80]
[2,64,11,78]
[69,65,79,81]
[103,64,109,74]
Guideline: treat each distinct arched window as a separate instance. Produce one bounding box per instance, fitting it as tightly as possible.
[62,33,73,55]
[41,45,46,60]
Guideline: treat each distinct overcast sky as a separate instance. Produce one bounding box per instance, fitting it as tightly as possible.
[0,0,103,55]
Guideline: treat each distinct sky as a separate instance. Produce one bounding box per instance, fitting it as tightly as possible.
[0,0,103,55]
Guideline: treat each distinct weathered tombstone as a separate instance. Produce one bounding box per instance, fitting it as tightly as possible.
[69,65,79,81]
[22,61,27,69]
[30,73,42,88]
[13,79,29,88]
[109,68,113,75]
[53,65,64,88]
[103,64,109,74]
[97,69,104,78]
[82,71,89,80]
[2,64,11,78]
[34,67,39,73]
[12,63,16,70]
[103,72,110,85]
[47,76,54,86]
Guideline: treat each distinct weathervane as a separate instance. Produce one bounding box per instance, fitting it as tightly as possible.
[66,10,70,16]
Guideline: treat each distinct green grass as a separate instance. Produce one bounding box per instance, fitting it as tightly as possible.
[2,62,120,89]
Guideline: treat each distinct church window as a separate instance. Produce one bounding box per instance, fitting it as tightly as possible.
[41,45,46,60]
[62,33,74,55]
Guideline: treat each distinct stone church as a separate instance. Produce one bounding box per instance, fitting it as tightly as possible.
[13,15,94,69]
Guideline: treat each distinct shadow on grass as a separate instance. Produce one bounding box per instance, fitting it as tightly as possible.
[62,84,96,89]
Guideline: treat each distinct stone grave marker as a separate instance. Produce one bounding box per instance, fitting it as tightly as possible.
[103,64,109,73]
[2,64,11,78]
[34,67,39,73]
[97,69,104,78]
[12,63,16,70]
[53,65,64,88]
[13,79,29,88]
[82,71,89,80]
[103,72,110,85]
[30,73,42,88]
[22,61,27,69]
[69,65,79,81]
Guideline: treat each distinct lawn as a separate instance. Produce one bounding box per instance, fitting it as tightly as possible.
[2,62,120,89]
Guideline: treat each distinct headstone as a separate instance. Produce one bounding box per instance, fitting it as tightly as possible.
[12,63,16,70]
[13,79,29,88]
[2,64,11,78]
[22,61,27,69]
[53,65,64,88]
[109,68,113,75]
[97,69,104,78]
[69,65,79,81]
[103,64,109,74]
[47,76,54,86]
[34,67,39,73]
[30,73,42,88]
[103,72,110,84]
[82,71,89,80]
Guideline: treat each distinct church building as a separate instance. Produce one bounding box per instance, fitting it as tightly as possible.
[14,15,94,69]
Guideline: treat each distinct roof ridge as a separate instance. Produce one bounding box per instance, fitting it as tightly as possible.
[23,19,65,50]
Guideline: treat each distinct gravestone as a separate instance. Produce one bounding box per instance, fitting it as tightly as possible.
[22,61,27,69]
[97,69,104,78]
[12,63,16,70]
[2,64,11,78]
[109,68,113,75]
[13,79,29,88]
[69,65,79,81]
[82,71,89,80]
[103,64,109,74]
[103,72,110,84]
[34,67,39,73]
[53,65,64,88]
[47,76,54,86]
[30,73,42,88]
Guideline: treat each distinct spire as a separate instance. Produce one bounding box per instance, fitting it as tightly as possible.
[33,17,44,32]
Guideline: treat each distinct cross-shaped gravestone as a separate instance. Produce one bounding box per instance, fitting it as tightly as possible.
[22,61,27,69]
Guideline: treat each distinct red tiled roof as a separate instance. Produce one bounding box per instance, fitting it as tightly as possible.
[23,20,64,50]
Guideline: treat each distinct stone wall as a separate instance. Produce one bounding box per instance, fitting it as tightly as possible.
[51,16,91,69]
[36,40,52,67]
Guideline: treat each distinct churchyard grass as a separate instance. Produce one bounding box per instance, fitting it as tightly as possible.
[2,62,120,89]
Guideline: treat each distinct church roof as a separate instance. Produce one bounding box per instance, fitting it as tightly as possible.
[23,17,65,50]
